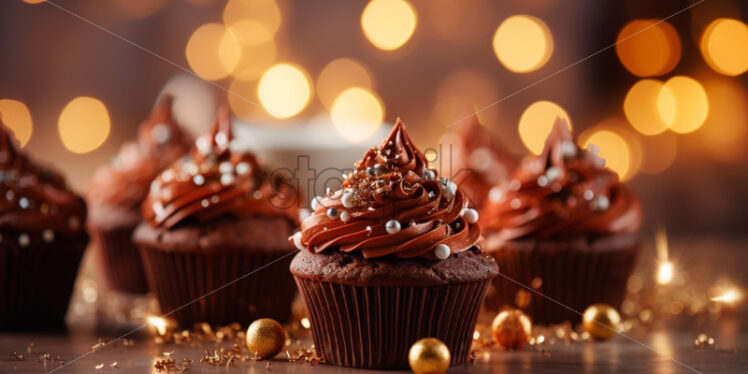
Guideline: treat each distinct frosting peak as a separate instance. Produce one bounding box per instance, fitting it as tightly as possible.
[0,120,86,237]
[142,106,297,230]
[293,119,481,260]
[481,118,643,241]
[87,96,192,209]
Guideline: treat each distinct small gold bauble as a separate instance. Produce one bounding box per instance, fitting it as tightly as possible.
[582,303,621,340]
[246,318,286,359]
[408,337,451,374]
[491,308,532,350]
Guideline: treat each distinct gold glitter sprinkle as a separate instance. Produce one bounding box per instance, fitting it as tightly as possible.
[95,363,104,369]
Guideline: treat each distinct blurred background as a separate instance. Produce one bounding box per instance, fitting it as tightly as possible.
[0,0,747,240]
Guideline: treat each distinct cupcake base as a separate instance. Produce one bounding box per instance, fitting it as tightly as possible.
[483,233,640,324]
[0,233,87,330]
[291,250,497,369]
[91,225,149,294]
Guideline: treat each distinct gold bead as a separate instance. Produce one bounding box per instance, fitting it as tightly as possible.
[582,303,621,340]
[408,337,451,374]
[246,318,286,359]
[491,309,532,350]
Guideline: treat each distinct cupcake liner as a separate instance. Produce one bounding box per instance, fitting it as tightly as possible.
[139,245,296,327]
[0,233,87,330]
[90,225,149,294]
[484,237,639,324]
[294,276,489,369]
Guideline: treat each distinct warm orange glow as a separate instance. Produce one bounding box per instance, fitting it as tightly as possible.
[430,69,500,128]
[624,79,670,136]
[330,87,384,143]
[361,0,417,51]
[112,0,167,19]
[0,99,33,147]
[700,18,748,76]
[257,63,312,119]
[518,101,571,154]
[427,0,492,46]
[616,20,681,77]
[227,79,261,121]
[711,289,742,304]
[639,133,677,174]
[22,0,46,4]
[492,15,553,73]
[658,76,709,134]
[655,228,673,285]
[223,0,281,46]
[186,23,242,81]
[58,97,110,154]
[317,58,373,109]
[231,40,278,81]
[699,78,748,161]
[581,129,632,180]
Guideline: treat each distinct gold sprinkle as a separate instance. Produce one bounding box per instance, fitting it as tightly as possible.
[95,363,104,369]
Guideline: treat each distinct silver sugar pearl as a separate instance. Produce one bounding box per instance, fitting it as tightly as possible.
[219,161,234,174]
[559,141,577,159]
[214,132,228,146]
[42,229,54,243]
[236,162,251,175]
[193,175,205,186]
[326,207,339,220]
[434,244,451,260]
[220,173,234,185]
[592,195,610,211]
[151,123,171,144]
[385,219,401,234]
[201,199,209,208]
[18,233,30,247]
[423,168,435,180]
[18,197,29,209]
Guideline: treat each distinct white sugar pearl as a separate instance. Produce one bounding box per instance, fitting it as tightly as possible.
[220,173,234,185]
[434,244,450,260]
[559,141,577,159]
[219,162,234,174]
[442,180,457,199]
[193,175,205,186]
[18,233,30,247]
[196,137,210,154]
[311,196,323,211]
[340,211,351,222]
[236,162,251,175]
[583,190,594,201]
[42,229,54,243]
[545,166,562,182]
[385,219,401,234]
[214,132,228,146]
[341,192,355,209]
[592,195,610,211]
[327,207,339,220]
[201,199,210,208]
[463,208,479,224]
[18,197,29,209]
[292,232,304,250]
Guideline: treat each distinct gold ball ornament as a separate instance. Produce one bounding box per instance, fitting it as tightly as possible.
[408,337,451,374]
[491,309,532,350]
[246,318,287,359]
[582,303,621,340]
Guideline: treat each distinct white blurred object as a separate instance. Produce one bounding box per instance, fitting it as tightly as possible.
[159,74,218,137]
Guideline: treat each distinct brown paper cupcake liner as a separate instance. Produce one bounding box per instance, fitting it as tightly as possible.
[139,245,296,327]
[484,238,639,324]
[294,276,489,369]
[91,225,149,294]
[0,233,87,330]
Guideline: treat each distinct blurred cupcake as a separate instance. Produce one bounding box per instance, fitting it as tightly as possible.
[0,122,88,330]
[290,120,497,369]
[134,107,298,326]
[440,116,515,208]
[480,118,643,324]
[87,96,192,293]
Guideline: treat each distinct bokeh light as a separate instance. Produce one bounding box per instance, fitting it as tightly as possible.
[492,15,554,73]
[586,118,643,181]
[361,0,417,51]
[581,128,634,180]
[22,0,46,4]
[228,79,262,122]
[657,76,709,134]
[257,63,312,119]
[616,19,681,77]
[699,78,748,161]
[186,23,242,81]
[518,100,570,154]
[330,87,384,143]
[223,0,281,46]
[0,99,33,147]
[58,97,110,154]
[639,132,678,174]
[700,18,748,76]
[624,79,670,136]
[317,58,373,109]
[231,40,278,81]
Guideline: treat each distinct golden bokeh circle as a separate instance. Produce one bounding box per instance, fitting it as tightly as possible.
[492,15,554,73]
[361,0,417,51]
[58,97,110,154]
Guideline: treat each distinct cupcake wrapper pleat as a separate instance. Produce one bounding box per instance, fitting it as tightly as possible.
[294,276,489,369]
[0,234,87,330]
[139,245,296,327]
[484,241,639,324]
[91,225,149,294]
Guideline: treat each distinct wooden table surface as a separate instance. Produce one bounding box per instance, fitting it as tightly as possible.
[1,237,746,374]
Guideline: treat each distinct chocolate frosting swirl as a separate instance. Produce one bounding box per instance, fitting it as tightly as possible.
[441,116,516,208]
[294,119,480,260]
[480,118,643,242]
[141,106,297,230]
[88,96,192,209]
[0,120,86,236]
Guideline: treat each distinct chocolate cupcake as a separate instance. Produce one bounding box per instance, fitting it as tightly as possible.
[0,122,88,330]
[87,96,192,293]
[290,120,498,369]
[440,116,515,208]
[134,107,298,327]
[480,118,643,324]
